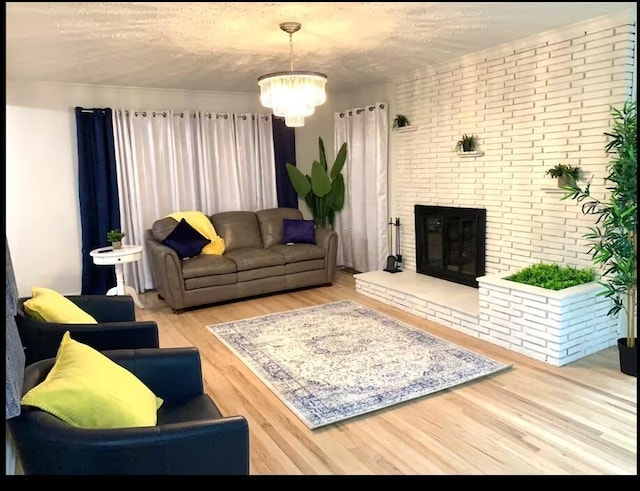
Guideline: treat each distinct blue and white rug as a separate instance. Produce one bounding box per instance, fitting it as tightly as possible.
[207,300,510,429]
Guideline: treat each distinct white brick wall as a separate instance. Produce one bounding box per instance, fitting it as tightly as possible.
[392,18,635,276]
[477,274,619,366]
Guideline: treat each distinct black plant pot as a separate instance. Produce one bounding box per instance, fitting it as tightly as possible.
[617,338,637,377]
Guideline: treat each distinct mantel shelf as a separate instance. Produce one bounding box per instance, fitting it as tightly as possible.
[394,126,417,133]
[457,150,484,158]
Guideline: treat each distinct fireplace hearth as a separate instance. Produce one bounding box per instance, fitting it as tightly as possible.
[415,205,486,288]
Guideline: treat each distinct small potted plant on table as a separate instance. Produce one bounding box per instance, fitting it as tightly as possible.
[107,229,126,250]
[546,163,580,188]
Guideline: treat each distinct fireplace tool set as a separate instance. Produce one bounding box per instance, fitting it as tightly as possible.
[384,217,402,273]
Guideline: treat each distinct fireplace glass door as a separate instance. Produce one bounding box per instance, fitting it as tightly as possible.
[415,205,486,287]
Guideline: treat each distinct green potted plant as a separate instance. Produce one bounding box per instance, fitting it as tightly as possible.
[392,114,410,130]
[546,163,580,188]
[286,138,347,229]
[506,263,595,290]
[455,134,478,153]
[107,229,126,250]
[563,100,637,377]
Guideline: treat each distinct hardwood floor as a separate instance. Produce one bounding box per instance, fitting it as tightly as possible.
[136,270,637,475]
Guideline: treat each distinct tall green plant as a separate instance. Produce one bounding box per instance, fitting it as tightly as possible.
[286,138,347,228]
[563,100,637,348]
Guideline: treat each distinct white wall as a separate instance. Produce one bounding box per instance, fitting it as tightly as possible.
[6,81,264,296]
[391,12,635,276]
[6,104,80,296]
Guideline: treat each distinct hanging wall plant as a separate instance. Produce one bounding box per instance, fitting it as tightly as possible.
[455,134,478,153]
[545,163,580,188]
[392,114,410,130]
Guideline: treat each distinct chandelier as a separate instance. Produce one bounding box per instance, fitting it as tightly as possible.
[258,22,327,127]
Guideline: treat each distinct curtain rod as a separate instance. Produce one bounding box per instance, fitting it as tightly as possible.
[122,111,269,121]
[339,103,385,118]
[75,107,108,113]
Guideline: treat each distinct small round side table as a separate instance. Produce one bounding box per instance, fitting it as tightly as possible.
[90,245,145,309]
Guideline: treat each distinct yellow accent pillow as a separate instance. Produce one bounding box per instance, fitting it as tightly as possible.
[23,286,98,324]
[167,210,225,255]
[21,332,163,429]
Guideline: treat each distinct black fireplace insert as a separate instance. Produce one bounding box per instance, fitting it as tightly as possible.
[414,205,486,288]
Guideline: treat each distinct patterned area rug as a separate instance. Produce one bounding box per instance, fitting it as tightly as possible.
[207,300,510,429]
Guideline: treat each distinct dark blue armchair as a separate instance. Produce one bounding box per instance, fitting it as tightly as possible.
[16,294,159,366]
[8,347,250,475]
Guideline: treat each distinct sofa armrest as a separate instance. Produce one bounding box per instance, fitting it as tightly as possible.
[315,228,338,283]
[145,237,185,310]
[315,227,337,250]
[104,347,204,402]
[67,295,135,322]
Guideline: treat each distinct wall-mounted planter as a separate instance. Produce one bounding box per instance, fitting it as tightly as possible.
[394,126,417,133]
[477,273,620,367]
[457,150,484,157]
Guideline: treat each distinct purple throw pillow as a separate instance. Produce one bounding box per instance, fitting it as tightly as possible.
[162,218,211,259]
[282,219,316,245]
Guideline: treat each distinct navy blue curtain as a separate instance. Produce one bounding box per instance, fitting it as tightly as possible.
[271,115,299,209]
[75,107,120,294]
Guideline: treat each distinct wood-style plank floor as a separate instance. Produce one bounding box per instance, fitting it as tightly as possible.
[136,270,637,475]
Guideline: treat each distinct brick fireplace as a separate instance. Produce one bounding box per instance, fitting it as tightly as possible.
[414,205,486,288]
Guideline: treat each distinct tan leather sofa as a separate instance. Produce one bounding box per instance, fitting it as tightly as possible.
[145,208,338,313]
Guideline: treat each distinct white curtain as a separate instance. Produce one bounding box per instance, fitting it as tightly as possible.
[112,109,277,291]
[334,102,389,273]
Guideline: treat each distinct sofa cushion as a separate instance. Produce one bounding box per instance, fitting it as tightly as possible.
[184,273,237,291]
[157,394,222,426]
[237,266,286,283]
[256,208,303,248]
[269,244,326,264]
[181,254,237,279]
[283,219,316,244]
[285,259,326,274]
[162,218,211,259]
[167,211,225,256]
[21,332,162,429]
[224,248,286,272]
[23,287,97,324]
[210,211,263,252]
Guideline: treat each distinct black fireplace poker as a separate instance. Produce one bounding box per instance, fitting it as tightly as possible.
[384,217,402,274]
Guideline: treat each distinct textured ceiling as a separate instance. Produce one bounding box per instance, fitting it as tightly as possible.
[5,2,636,93]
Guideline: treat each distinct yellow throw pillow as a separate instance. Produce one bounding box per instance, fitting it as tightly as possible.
[167,210,225,255]
[23,286,98,324]
[21,332,163,429]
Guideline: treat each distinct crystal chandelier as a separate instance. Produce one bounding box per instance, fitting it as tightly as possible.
[258,22,327,127]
